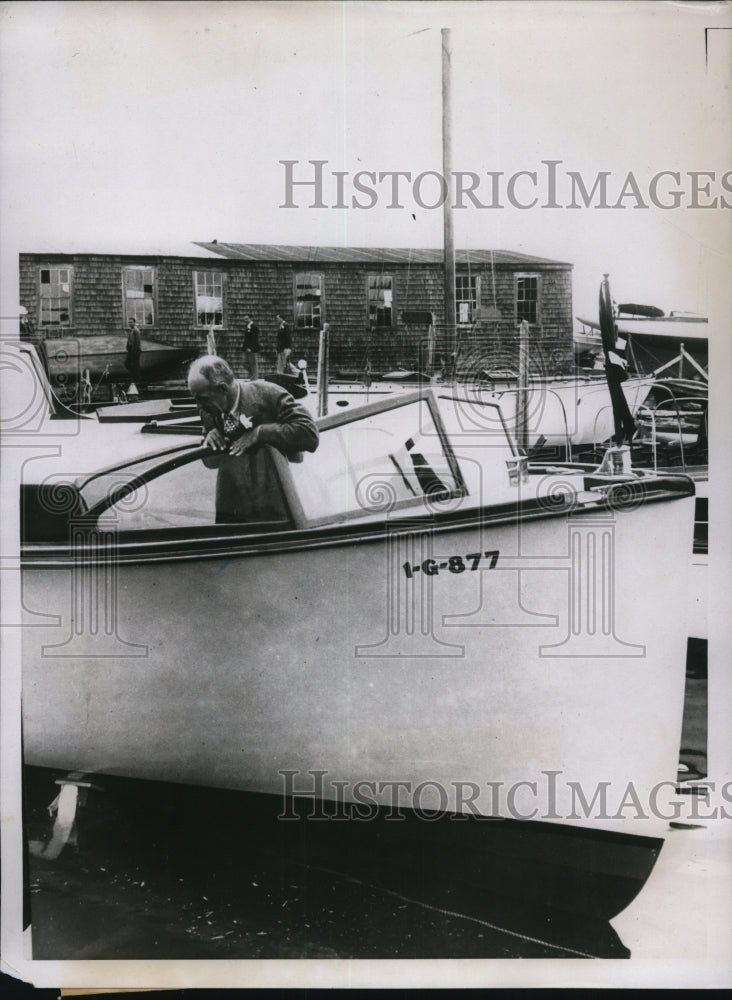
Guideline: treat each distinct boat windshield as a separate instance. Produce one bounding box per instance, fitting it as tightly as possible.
[62,394,466,536]
[77,446,195,510]
[289,394,466,525]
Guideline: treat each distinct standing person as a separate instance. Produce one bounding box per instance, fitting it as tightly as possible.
[275,312,299,376]
[188,355,318,523]
[125,316,142,384]
[242,314,260,379]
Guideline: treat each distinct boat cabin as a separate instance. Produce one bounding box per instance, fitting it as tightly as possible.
[22,391,526,549]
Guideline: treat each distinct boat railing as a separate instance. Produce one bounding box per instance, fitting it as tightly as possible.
[590,382,706,473]
[463,382,575,462]
[537,385,572,462]
[631,405,660,471]
[588,401,630,463]
[638,393,707,471]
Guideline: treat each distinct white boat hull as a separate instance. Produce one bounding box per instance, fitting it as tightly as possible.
[575,317,709,372]
[576,315,709,342]
[307,378,654,450]
[463,377,654,448]
[22,487,693,837]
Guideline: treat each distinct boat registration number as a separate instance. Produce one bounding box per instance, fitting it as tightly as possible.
[403,550,499,579]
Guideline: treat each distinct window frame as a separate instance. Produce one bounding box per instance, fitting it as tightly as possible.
[122,265,157,328]
[455,273,480,327]
[514,272,541,326]
[80,444,294,534]
[193,269,225,329]
[290,389,468,527]
[294,272,324,330]
[22,392,472,558]
[367,273,394,328]
[38,265,73,329]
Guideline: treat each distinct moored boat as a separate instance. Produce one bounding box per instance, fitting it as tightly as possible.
[20,377,696,940]
[578,308,708,342]
[454,374,654,452]
[301,366,655,454]
[575,306,709,372]
[40,334,199,398]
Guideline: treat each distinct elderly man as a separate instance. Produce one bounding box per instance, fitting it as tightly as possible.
[188,355,318,523]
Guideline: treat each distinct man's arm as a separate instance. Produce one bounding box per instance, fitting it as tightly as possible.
[198,406,227,464]
[247,383,318,458]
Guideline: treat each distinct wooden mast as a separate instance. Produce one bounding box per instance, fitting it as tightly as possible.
[441,28,456,375]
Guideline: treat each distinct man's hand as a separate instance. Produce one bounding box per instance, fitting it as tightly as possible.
[203,427,227,451]
[228,427,259,456]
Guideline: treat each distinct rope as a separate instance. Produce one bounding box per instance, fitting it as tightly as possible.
[400,248,415,372]
[490,249,497,310]
[404,247,413,314]
[302,861,601,959]
[78,364,111,407]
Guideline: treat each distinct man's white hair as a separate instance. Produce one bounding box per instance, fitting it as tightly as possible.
[188,355,235,389]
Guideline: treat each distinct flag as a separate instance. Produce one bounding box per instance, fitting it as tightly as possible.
[599,274,635,447]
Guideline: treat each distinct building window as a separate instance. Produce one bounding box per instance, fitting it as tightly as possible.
[456,274,480,325]
[515,274,540,325]
[194,271,224,327]
[368,275,393,327]
[294,273,323,329]
[39,267,72,327]
[123,267,156,326]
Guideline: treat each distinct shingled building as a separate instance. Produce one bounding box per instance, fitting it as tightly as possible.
[19,242,574,380]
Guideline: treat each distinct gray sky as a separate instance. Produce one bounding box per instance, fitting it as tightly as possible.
[1,0,730,322]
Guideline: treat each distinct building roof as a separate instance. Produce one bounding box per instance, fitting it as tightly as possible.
[193,242,572,268]
[22,240,225,260]
[21,241,572,268]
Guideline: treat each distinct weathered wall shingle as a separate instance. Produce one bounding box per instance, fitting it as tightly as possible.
[19,251,574,378]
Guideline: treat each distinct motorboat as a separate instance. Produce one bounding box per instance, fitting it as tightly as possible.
[39,333,199,402]
[41,333,198,379]
[9,17,711,954]
[0,340,197,459]
[457,375,654,454]
[304,367,655,456]
[19,371,697,949]
[575,305,708,372]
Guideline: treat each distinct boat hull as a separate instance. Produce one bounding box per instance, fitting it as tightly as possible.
[22,491,693,838]
[574,319,708,372]
[576,315,709,342]
[312,378,654,449]
[466,377,654,448]
[40,335,198,383]
[22,761,661,956]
